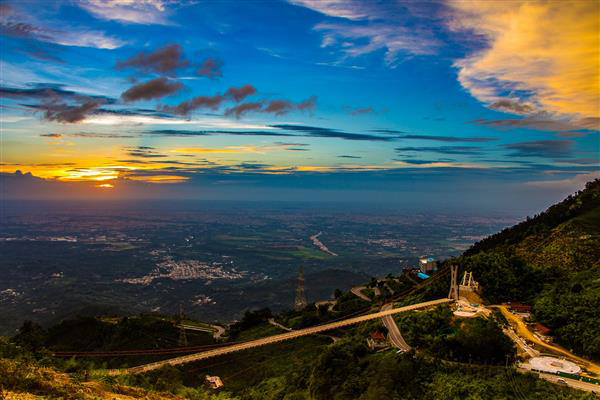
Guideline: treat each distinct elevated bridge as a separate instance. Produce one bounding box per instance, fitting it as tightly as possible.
[108,298,453,375]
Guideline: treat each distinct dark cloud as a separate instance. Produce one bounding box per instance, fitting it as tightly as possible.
[21,47,64,63]
[272,124,397,141]
[398,134,496,142]
[66,132,137,139]
[144,129,294,137]
[121,77,183,102]
[197,58,223,79]
[490,100,534,114]
[40,133,62,138]
[297,96,317,111]
[558,158,600,165]
[349,107,374,116]
[224,85,256,102]
[116,44,189,74]
[0,83,116,104]
[2,162,76,167]
[471,117,600,132]
[42,100,101,123]
[225,102,263,118]
[144,125,400,142]
[93,107,173,118]
[287,147,309,151]
[117,159,204,166]
[160,95,225,115]
[274,142,309,147]
[124,146,167,158]
[370,129,406,134]
[264,100,294,115]
[262,96,317,116]
[159,84,256,115]
[0,20,48,40]
[338,155,362,159]
[236,162,273,171]
[503,140,573,158]
[395,159,438,165]
[395,146,482,155]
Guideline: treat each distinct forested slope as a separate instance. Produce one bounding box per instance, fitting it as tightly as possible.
[460,179,600,359]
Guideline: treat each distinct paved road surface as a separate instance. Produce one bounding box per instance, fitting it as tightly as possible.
[267,318,293,332]
[495,305,600,376]
[350,283,410,351]
[315,300,337,312]
[502,327,539,358]
[517,368,600,393]
[179,324,227,340]
[351,286,381,302]
[381,303,411,351]
[108,298,452,375]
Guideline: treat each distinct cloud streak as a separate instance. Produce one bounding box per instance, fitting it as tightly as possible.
[224,85,256,102]
[116,44,189,74]
[0,6,126,49]
[395,146,482,155]
[503,140,573,158]
[197,58,223,79]
[77,0,172,25]
[121,77,183,102]
[448,0,600,130]
[272,124,397,141]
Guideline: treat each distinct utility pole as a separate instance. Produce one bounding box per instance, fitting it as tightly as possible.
[178,303,188,347]
[294,266,307,311]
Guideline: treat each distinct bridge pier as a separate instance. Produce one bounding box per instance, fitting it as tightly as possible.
[448,265,459,300]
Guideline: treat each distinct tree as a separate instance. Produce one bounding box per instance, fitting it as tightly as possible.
[13,321,46,353]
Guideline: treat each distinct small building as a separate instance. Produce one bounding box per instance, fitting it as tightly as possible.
[367,332,388,350]
[535,323,552,336]
[205,375,224,389]
[417,272,430,280]
[419,257,437,274]
[510,303,532,313]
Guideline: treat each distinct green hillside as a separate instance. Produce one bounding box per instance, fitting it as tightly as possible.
[465,179,600,271]
[460,179,600,359]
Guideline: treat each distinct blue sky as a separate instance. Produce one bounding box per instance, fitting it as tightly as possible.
[0,0,598,213]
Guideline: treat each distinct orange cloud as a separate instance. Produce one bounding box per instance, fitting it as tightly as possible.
[448,0,599,129]
[126,175,189,184]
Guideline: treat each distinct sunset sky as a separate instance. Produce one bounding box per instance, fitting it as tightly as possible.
[1,0,599,210]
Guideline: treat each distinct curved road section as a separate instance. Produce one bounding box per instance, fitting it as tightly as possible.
[108,298,452,375]
[179,324,227,340]
[381,303,411,352]
[351,286,381,302]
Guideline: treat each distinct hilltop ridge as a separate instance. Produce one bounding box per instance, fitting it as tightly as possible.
[466,179,600,272]
[459,179,600,360]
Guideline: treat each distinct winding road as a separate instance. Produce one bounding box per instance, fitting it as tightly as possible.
[494,305,600,376]
[350,286,381,302]
[381,303,411,351]
[179,324,227,340]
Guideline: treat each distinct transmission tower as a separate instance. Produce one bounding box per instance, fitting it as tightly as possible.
[448,264,459,300]
[294,266,307,311]
[178,303,188,347]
